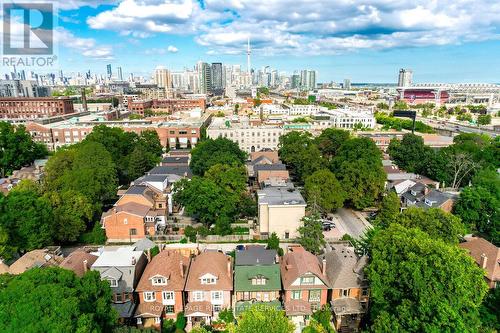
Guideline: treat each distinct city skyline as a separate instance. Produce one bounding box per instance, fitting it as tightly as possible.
[1,1,500,83]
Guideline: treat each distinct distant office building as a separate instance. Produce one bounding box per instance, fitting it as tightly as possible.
[106,64,112,79]
[300,70,317,90]
[0,80,50,98]
[211,62,223,96]
[291,74,300,89]
[153,67,172,89]
[343,79,351,90]
[398,69,413,87]
[117,67,123,81]
[198,62,212,94]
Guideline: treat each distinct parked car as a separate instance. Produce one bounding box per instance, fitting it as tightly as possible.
[236,244,245,251]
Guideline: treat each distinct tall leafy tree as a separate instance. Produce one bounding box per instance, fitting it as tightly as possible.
[396,207,466,244]
[0,122,47,176]
[298,214,326,254]
[373,192,400,227]
[205,164,247,194]
[387,133,432,173]
[479,287,500,332]
[127,145,157,182]
[367,224,488,333]
[190,138,247,176]
[314,128,350,159]
[304,169,345,213]
[0,267,117,332]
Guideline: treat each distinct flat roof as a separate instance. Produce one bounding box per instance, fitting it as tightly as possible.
[257,184,306,206]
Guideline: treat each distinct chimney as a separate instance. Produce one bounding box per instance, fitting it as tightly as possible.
[131,257,137,265]
[322,258,326,275]
[227,258,232,277]
[480,253,488,269]
[83,259,88,274]
[146,249,151,262]
[180,261,184,278]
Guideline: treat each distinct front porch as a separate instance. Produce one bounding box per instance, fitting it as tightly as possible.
[184,301,213,331]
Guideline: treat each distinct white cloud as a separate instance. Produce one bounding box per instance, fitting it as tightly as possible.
[167,45,178,53]
[55,28,114,59]
[83,0,500,55]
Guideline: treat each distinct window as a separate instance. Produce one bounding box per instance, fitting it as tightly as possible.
[243,291,250,300]
[165,305,174,314]
[162,291,174,301]
[152,277,167,286]
[213,305,222,312]
[309,290,321,302]
[361,288,369,297]
[263,293,269,301]
[211,291,223,302]
[108,279,118,287]
[256,293,262,301]
[130,228,137,235]
[201,277,216,285]
[193,291,204,301]
[137,318,142,325]
[341,289,350,297]
[291,290,301,300]
[252,277,266,285]
[144,292,156,302]
[115,293,123,302]
[300,276,315,285]
[154,317,161,324]
[123,218,128,225]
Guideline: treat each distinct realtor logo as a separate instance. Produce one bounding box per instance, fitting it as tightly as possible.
[3,3,54,55]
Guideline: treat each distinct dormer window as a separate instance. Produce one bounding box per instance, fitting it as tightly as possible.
[251,276,267,285]
[108,279,118,287]
[300,276,315,285]
[201,277,216,285]
[151,276,167,286]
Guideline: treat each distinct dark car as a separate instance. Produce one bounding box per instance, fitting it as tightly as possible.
[236,244,245,251]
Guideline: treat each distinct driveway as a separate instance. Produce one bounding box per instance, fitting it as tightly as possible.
[327,208,372,239]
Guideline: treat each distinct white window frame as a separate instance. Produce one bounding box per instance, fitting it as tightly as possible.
[152,276,167,286]
[193,291,204,302]
[108,279,118,287]
[201,277,216,285]
[144,291,156,302]
[291,290,301,300]
[301,276,315,285]
[211,291,223,304]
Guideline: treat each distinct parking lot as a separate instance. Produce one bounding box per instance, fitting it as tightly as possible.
[323,208,372,240]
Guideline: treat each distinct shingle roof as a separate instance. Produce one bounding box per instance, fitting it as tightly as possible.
[254,163,287,172]
[235,246,277,266]
[234,265,281,292]
[284,299,312,316]
[185,251,233,291]
[459,237,500,283]
[8,249,64,275]
[112,202,151,217]
[322,245,368,289]
[147,165,192,178]
[162,156,189,164]
[280,247,329,289]
[331,298,364,315]
[136,250,190,292]
[59,250,98,277]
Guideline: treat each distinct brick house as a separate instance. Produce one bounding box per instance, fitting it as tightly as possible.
[135,250,190,328]
[460,237,500,289]
[322,245,369,333]
[281,245,330,332]
[184,251,233,329]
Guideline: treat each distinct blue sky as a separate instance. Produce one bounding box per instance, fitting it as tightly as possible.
[3,0,500,83]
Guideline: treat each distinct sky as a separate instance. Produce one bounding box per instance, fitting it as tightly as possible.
[2,0,500,83]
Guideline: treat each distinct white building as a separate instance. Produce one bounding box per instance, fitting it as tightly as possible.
[313,108,375,129]
[207,116,284,153]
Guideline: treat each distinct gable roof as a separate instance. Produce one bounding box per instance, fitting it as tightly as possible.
[322,245,368,289]
[8,249,64,275]
[280,247,329,289]
[136,250,190,292]
[133,238,157,252]
[459,237,500,283]
[162,156,189,165]
[185,251,233,291]
[234,264,281,291]
[59,250,98,277]
[235,246,277,266]
[254,163,287,172]
[101,266,123,280]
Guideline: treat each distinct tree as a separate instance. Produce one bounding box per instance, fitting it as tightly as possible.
[454,186,499,245]
[175,312,186,330]
[367,224,487,333]
[0,187,55,258]
[267,232,284,256]
[229,304,295,333]
[373,192,400,227]
[127,145,157,182]
[477,114,492,125]
[387,133,432,173]
[0,122,47,176]
[311,304,335,333]
[314,128,350,159]
[396,207,466,244]
[298,214,325,254]
[304,169,345,213]
[479,287,500,332]
[137,130,163,158]
[205,164,247,194]
[0,267,117,332]
[45,190,94,243]
[190,138,246,176]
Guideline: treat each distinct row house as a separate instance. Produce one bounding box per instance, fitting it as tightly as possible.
[233,246,282,316]
[91,247,147,321]
[184,251,233,330]
[281,245,330,332]
[135,250,190,328]
[322,245,369,333]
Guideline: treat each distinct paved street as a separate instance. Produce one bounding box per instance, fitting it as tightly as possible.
[331,208,372,239]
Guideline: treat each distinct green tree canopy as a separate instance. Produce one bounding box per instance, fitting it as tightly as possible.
[387,133,432,173]
[373,192,400,227]
[229,304,295,333]
[395,207,466,244]
[0,122,47,177]
[205,164,247,194]
[314,128,350,159]
[190,138,246,176]
[367,224,488,333]
[0,267,117,332]
[304,169,345,213]
[298,214,326,254]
